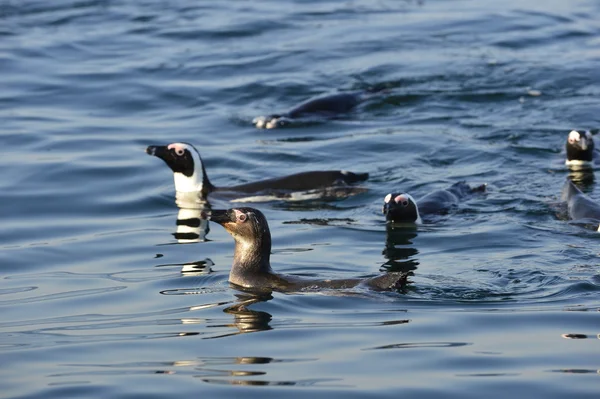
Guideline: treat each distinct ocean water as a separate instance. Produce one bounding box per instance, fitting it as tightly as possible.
[1,0,600,398]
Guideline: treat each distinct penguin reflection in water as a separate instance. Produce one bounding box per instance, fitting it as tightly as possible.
[146,142,368,201]
[173,206,210,244]
[381,226,420,274]
[205,207,410,293]
[383,182,486,224]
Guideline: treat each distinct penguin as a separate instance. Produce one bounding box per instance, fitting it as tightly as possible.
[206,207,409,292]
[146,142,368,200]
[383,182,486,223]
[566,130,599,166]
[253,90,376,129]
[561,178,600,231]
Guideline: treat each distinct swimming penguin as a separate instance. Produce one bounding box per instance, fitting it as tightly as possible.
[253,90,376,129]
[561,178,600,231]
[206,207,410,292]
[383,182,486,223]
[146,142,368,200]
[566,130,599,166]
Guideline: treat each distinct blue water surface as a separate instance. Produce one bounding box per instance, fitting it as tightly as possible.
[1,0,599,398]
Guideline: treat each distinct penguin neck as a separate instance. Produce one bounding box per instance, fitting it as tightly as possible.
[566,145,592,163]
[406,194,422,224]
[414,210,423,224]
[414,209,423,224]
[173,156,215,197]
[229,232,274,287]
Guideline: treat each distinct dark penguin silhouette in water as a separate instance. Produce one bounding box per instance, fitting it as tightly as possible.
[146,142,368,200]
[383,182,486,223]
[253,89,381,129]
[561,179,600,231]
[566,130,600,166]
[206,207,409,292]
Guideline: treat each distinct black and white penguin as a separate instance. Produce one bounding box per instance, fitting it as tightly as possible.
[383,182,486,223]
[561,178,600,231]
[566,130,599,166]
[253,91,372,129]
[146,142,368,200]
[207,207,410,292]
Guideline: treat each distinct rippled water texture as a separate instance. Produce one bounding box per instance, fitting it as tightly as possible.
[1,0,600,398]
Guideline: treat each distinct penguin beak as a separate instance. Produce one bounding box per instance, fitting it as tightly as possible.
[383,200,395,215]
[146,145,169,160]
[207,209,236,225]
[382,193,393,215]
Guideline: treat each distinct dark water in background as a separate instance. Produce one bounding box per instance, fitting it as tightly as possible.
[1,0,600,397]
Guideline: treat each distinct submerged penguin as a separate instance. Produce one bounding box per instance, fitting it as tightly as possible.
[383,182,486,223]
[561,179,600,231]
[566,130,599,166]
[253,90,378,129]
[146,142,368,200]
[206,207,409,292]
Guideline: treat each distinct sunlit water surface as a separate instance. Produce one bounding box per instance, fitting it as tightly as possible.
[1,0,600,398]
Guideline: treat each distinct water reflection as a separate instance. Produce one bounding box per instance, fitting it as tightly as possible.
[200,376,339,386]
[173,207,210,243]
[381,224,420,273]
[173,356,334,386]
[154,254,214,276]
[160,193,213,275]
[567,165,595,192]
[209,292,274,338]
[180,258,214,276]
[172,192,212,243]
[560,333,590,339]
[366,341,470,350]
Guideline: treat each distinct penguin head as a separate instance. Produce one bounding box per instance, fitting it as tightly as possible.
[566,130,594,164]
[208,207,272,255]
[383,193,422,224]
[253,115,291,129]
[146,142,212,194]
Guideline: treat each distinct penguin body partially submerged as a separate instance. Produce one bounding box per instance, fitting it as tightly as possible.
[146,142,368,200]
[561,179,600,231]
[253,91,370,129]
[383,182,486,224]
[207,207,409,292]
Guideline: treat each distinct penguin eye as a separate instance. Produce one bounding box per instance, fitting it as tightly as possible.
[402,200,409,207]
[175,149,185,156]
[238,213,247,223]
